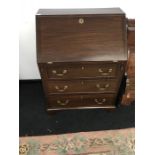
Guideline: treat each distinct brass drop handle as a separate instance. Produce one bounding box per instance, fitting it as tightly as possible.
[55,85,68,92]
[98,68,113,75]
[57,99,69,106]
[94,98,106,104]
[52,69,68,76]
[96,83,110,91]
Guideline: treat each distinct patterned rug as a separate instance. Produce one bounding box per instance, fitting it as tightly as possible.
[19,128,135,155]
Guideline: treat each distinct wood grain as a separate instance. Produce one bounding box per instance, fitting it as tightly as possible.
[47,93,116,110]
[36,14,127,62]
[36,8,128,111]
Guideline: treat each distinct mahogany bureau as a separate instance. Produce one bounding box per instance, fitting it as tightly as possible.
[36,8,128,112]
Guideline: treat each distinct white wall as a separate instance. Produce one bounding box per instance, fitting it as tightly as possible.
[19,0,136,79]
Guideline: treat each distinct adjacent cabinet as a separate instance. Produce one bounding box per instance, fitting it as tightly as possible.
[36,8,135,112]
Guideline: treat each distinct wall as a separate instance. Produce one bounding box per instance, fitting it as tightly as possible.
[19,0,136,79]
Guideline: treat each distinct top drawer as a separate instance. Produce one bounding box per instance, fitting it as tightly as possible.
[42,62,124,79]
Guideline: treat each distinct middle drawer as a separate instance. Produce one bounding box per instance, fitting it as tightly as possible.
[46,79,118,94]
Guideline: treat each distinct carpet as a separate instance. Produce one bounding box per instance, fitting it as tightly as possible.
[19,128,135,155]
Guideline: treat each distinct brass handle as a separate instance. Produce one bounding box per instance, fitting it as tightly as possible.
[57,99,69,106]
[78,18,84,24]
[55,85,68,92]
[96,84,110,91]
[94,98,106,105]
[52,69,68,76]
[98,68,113,76]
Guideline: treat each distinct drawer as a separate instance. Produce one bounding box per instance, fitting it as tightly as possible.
[47,93,116,109]
[47,79,118,94]
[45,62,123,79]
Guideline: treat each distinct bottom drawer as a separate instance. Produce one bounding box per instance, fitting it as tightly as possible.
[47,94,116,110]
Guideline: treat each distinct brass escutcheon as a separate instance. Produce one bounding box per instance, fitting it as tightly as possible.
[78,18,84,24]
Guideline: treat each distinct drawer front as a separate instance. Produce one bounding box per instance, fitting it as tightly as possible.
[47,94,116,109]
[46,62,123,79]
[47,79,118,93]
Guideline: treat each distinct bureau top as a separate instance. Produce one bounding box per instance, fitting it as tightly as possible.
[36,8,125,16]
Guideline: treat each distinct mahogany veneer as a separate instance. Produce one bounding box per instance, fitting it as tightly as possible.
[36,8,129,112]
